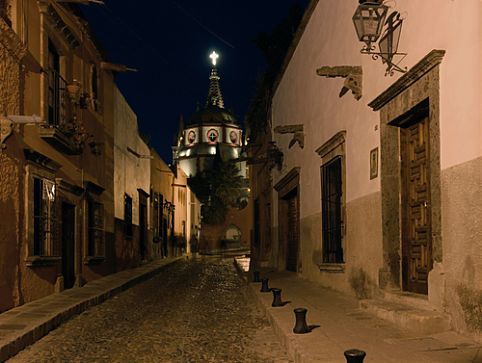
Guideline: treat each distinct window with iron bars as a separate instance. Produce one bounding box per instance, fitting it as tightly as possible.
[124,194,133,237]
[33,177,59,256]
[47,39,68,127]
[152,193,159,241]
[321,157,344,263]
[87,200,104,257]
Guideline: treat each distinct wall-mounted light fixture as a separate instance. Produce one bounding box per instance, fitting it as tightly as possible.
[353,0,407,76]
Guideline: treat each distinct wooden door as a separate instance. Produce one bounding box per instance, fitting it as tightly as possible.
[285,190,299,272]
[139,202,147,260]
[61,203,76,289]
[401,116,432,294]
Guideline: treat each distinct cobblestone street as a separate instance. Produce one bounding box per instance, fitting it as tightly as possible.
[8,257,291,363]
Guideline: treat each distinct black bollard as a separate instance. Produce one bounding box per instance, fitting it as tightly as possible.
[260,278,270,292]
[271,288,284,307]
[293,308,310,334]
[344,349,366,363]
[253,270,260,282]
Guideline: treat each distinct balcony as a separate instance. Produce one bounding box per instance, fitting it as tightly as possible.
[39,69,81,155]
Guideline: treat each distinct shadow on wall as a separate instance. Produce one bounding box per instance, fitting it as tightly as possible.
[457,285,482,332]
[349,267,377,299]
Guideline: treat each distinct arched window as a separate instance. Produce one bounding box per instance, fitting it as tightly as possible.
[224,224,241,241]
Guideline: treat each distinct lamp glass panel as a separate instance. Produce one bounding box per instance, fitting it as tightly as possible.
[353,4,388,43]
[353,13,365,41]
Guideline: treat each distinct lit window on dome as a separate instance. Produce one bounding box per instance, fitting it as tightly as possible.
[207,129,219,144]
[188,130,196,144]
[229,130,238,144]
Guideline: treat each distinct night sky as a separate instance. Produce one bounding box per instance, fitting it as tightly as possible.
[80,0,309,163]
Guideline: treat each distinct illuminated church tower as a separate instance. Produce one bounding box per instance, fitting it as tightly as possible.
[172,51,245,177]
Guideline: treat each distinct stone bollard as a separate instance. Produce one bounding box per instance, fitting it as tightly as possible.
[344,349,366,363]
[260,278,270,292]
[271,288,284,307]
[253,270,260,282]
[293,308,310,334]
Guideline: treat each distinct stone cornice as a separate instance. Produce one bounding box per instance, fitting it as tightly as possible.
[369,49,446,111]
[274,167,300,192]
[24,149,61,172]
[315,130,346,158]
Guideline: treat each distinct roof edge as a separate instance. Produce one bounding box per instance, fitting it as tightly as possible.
[272,0,320,97]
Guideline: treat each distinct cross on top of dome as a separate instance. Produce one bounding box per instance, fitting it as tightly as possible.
[209,51,219,66]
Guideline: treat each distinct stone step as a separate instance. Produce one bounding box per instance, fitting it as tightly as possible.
[381,289,436,311]
[360,298,452,335]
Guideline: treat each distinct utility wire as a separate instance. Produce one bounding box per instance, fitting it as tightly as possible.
[99,2,169,65]
[169,0,235,49]
[88,1,200,99]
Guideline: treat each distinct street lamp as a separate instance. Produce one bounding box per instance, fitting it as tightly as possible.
[352,0,388,51]
[353,0,407,76]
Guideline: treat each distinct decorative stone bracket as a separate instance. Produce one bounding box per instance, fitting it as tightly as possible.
[316,66,363,101]
[274,124,304,149]
[1,115,44,150]
[0,116,13,149]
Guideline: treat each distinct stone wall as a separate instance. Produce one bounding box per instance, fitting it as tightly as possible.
[441,157,482,335]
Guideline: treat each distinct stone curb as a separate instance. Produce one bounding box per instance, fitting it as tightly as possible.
[232,259,307,362]
[0,257,183,362]
[235,259,343,363]
[245,281,313,363]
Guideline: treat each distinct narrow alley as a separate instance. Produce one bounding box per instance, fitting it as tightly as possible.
[7,258,291,363]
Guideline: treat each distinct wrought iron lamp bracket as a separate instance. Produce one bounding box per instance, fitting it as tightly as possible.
[360,45,407,75]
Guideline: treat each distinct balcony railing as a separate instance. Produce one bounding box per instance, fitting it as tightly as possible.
[40,69,80,154]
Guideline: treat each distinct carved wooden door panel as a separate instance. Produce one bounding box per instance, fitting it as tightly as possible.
[401,116,432,294]
[286,190,299,272]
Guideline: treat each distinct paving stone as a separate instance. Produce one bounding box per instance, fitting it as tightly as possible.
[8,257,292,363]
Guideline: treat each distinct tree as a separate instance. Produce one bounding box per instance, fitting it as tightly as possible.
[188,157,247,225]
[246,3,304,140]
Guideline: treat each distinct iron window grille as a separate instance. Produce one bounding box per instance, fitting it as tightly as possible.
[33,177,59,256]
[321,157,344,263]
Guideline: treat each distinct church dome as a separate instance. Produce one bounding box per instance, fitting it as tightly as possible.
[188,105,238,126]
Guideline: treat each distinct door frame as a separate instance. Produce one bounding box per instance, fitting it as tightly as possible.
[369,50,444,292]
[138,189,149,260]
[274,167,300,272]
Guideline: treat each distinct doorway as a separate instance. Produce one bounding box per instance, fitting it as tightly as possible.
[400,116,432,294]
[139,199,147,260]
[61,202,76,289]
[275,168,300,272]
[284,189,299,272]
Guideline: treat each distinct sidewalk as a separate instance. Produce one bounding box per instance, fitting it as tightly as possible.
[235,258,482,363]
[0,257,183,362]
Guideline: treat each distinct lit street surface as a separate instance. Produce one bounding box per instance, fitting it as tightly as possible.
[8,257,291,363]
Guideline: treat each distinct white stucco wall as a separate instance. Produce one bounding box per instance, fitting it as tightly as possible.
[269,0,482,300]
[113,87,151,227]
[273,0,481,216]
